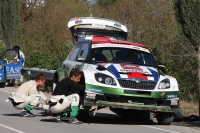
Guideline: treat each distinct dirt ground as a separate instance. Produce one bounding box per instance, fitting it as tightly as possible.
[179,100,199,117]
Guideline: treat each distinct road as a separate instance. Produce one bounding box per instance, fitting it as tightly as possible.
[0,87,199,133]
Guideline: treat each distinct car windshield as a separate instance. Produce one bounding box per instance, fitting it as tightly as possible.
[90,47,157,67]
[1,49,18,60]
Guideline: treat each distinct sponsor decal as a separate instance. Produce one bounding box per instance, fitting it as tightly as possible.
[116,40,120,43]
[98,63,107,66]
[87,88,102,93]
[86,93,96,99]
[160,92,165,97]
[6,67,21,74]
[114,23,121,28]
[132,46,140,49]
[121,65,138,68]
[170,99,178,105]
[92,23,105,28]
[120,65,143,72]
[167,94,178,98]
[75,20,83,24]
[67,97,71,101]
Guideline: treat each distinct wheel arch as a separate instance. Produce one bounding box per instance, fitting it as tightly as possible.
[53,68,66,84]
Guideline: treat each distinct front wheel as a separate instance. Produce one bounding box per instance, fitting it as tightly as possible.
[156,112,174,125]
[120,109,150,121]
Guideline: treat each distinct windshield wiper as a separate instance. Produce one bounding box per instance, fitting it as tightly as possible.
[91,61,107,63]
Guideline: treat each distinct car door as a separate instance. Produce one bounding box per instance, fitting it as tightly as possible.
[63,41,90,77]
[2,49,21,80]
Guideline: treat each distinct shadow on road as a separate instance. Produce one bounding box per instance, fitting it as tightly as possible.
[2,113,20,116]
[39,112,157,125]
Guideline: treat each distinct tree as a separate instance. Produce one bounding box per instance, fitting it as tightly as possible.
[0,0,21,48]
[174,0,200,115]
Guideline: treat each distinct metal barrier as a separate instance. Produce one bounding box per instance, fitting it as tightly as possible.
[21,67,56,91]
[21,67,55,80]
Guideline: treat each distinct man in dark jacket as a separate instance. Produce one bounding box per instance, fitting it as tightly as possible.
[49,67,84,124]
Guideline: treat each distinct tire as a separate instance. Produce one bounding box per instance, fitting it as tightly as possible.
[0,83,5,88]
[120,109,150,121]
[77,109,89,121]
[156,112,174,125]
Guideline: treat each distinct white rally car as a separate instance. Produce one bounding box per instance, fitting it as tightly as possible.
[53,17,179,125]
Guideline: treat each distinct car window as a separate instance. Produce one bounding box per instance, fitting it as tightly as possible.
[2,50,19,60]
[91,47,157,67]
[78,42,89,61]
[69,43,82,61]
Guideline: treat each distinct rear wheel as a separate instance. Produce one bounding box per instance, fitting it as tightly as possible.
[156,112,174,125]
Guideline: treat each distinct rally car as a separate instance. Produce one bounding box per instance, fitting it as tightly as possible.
[52,17,179,125]
[0,49,24,87]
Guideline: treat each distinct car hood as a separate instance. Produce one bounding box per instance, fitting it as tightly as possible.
[91,63,159,82]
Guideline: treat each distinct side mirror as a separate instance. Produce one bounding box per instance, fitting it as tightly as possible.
[158,65,167,74]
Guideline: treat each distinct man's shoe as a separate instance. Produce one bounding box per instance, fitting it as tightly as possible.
[54,114,62,122]
[60,116,70,121]
[20,111,34,117]
[27,111,35,117]
[69,117,83,124]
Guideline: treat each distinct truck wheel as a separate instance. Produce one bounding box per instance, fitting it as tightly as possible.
[156,112,174,125]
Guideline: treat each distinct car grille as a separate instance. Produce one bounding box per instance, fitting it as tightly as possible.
[118,79,157,90]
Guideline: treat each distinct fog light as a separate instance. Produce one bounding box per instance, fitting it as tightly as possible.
[98,77,103,82]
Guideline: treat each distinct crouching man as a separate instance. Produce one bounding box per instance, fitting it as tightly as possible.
[49,67,84,124]
[7,73,49,117]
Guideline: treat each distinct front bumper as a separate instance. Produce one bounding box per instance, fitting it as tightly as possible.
[83,84,179,112]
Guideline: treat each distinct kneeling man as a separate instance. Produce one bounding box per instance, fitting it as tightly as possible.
[8,73,49,117]
[49,67,84,124]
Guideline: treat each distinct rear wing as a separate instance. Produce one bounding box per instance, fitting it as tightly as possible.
[68,17,127,42]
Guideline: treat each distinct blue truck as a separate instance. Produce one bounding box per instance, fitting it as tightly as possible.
[0,49,24,87]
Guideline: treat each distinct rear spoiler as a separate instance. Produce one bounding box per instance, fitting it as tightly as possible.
[68,17,128,42]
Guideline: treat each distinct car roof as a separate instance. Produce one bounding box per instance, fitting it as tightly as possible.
[78,36,147,48]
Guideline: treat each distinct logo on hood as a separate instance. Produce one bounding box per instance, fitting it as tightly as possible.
[135,78,142,83]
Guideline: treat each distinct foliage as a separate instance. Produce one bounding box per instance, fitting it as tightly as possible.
[175,0,200,52]
[0,0,20,48]
[0,45,6,57]
[173,0,200,102]
[25,42,72,70]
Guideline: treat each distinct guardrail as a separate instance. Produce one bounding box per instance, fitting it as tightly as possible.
[21,67,56,91]
[21,67,55,80]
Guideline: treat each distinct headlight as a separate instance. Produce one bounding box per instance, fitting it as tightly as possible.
[95,73,116,85]
[0,64,3,70]
[158,79,170,89]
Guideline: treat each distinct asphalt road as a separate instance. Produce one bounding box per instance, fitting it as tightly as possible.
[0,87,199,133]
